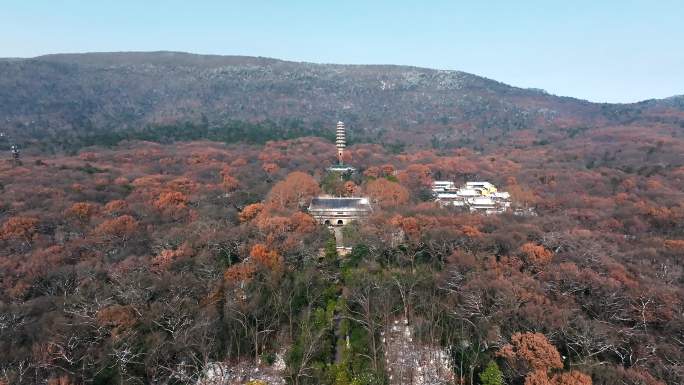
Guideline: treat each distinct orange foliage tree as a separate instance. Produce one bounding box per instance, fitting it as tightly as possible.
[397,164,433,190]
[168,177,197,193]
[96,304,138,337]
[498,332,563,371]
[151,242,192,270]
[266,171,320,209]
[104,200,128,215]
[224,262,258,283]
[525,370,553,385]
[366,178,409,208]
[0,216,39,243]
[94,215,139,243]
[65,202,98,222]
[262,162,280,174]
[551,371,593,385]
[499,332,592,385]
[390,215,420,241]
[220,166,240,191]
[664,239,684,250]
[519,242,554,267]
[344,181,357,196]
[381,164,395,176]
[97,304,137,327]
[154,191,189,218]
[239,203,265,222]
[222,175,240,191]
[507,179,539,208]
[289,212,317,234]
[249,243,283,271]
[461,225,483,238]
[364,166,380,178]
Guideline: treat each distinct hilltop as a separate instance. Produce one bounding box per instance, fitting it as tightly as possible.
[2,51,682,151]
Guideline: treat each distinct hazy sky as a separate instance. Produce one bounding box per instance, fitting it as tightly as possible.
[2,0,682,103]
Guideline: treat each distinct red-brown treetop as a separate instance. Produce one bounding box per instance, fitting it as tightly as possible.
[266,171,320,209]
[366,178,409,208]
[498,332,563,371]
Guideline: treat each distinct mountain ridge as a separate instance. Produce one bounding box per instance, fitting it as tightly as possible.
[0,51,682,150]
[18,51,678,104]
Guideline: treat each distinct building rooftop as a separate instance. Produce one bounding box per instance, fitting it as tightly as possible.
[309,197,371,212]
[327,164,356,173]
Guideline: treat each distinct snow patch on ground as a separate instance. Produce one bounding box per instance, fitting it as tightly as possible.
[383,319,453,385]
[197,353,286,385]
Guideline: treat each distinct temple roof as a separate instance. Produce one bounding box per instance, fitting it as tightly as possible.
[327,164,356,173]
[308,197,371,212]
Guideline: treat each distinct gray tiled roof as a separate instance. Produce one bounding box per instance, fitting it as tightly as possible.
[308,197,371,211]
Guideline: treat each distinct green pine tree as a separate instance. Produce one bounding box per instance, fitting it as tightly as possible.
[324,236,338,261]
[479,361,503,385]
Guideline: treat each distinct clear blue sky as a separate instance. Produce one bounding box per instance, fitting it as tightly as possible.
[2,0,682,103]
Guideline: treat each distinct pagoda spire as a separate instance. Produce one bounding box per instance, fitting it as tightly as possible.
[336,121,346,165]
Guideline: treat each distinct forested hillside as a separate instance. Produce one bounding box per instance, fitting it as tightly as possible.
[0,52,683,385]
[2,51,682,153]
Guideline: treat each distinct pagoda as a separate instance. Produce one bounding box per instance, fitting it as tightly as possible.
[327,121,356,173]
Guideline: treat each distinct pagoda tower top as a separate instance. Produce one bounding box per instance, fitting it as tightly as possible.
[336,121,346,165]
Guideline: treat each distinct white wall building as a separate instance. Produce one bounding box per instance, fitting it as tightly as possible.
[308,196,372,226]
[432,181,512,214]
[431,181,457,192]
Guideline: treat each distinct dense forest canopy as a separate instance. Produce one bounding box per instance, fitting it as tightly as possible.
[0,52,683,385]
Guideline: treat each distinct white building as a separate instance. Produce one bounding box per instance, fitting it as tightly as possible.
[431,181,457,193]
[464,182,497,195]
[432,181,511,214]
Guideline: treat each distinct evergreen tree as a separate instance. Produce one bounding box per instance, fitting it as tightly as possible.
[479,361,503,385]
[325,236,338,261]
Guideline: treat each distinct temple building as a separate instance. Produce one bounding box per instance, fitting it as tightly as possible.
[432,180,512,214]
[308,121,371,228]
[308,196,372,226]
